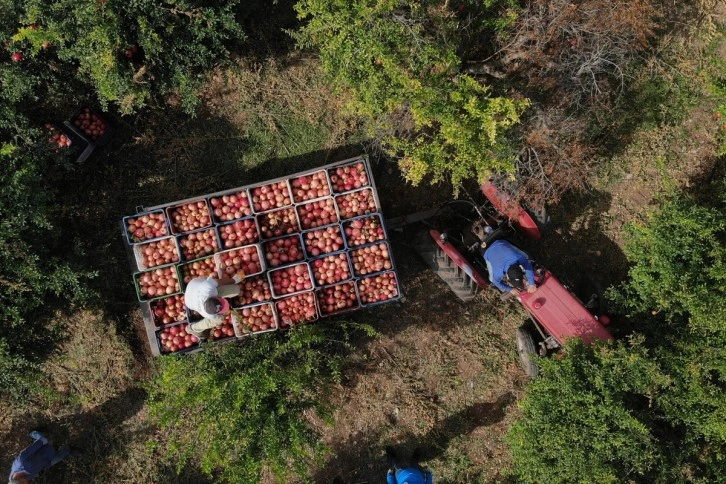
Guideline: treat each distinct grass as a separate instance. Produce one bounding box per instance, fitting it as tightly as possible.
[2,5,724,483]
[590,18,726,210]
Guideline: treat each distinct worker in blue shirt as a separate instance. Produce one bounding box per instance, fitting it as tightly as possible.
[482,239,537,295]
[8,431,71,483]
[386,446,433,484]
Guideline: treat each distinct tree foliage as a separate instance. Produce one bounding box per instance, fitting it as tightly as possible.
[293,0,528,192]
[148,323,373,482]
[0,0,248,399]
[509,179,726,482]
[508,338,670,483]
[0,140,97,398]
[7,0,243,114]
[615,189,726,333]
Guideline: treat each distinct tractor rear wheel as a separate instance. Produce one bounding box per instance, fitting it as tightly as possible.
[516,326,539,378]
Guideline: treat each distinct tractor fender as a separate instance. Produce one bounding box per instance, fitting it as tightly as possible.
[482,181,541,240]
[429,229,489,287]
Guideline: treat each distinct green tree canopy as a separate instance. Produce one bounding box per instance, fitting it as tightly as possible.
[294,0,528,191]
[509,178,726,482]
[148,323,373,482]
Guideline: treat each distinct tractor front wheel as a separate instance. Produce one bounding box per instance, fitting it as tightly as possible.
[516,326,539,378]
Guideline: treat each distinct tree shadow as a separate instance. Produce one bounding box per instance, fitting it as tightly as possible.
[233,0,299,61]
[313,392,515,483]
[1,386,213,483]
[45,97,375,357]
[517,189,629,315]
[400,392,516,463]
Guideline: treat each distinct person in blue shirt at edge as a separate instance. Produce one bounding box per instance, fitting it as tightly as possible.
[386,446,433,484]
[8,431,71,483]
[482,239,537,296]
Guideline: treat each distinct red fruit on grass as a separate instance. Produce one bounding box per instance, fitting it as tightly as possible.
[11,52,23,62]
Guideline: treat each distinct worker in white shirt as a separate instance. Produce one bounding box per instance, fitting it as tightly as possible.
[184,271,244,338]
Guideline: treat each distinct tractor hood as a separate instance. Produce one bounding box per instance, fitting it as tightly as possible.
[519,271,613,345]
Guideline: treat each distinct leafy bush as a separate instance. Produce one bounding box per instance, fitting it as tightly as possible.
[508,338,670,483]
[613,189,726,333]
[610,184,726,477]
[148,323,374,482]
[9,0,244,114]
[0,141,97,399]
[510,180,726,482]
[293,0,528,192]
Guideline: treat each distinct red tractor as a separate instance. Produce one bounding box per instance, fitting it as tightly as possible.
[413,181,613,377]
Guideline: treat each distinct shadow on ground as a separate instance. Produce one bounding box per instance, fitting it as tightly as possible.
[315,392,516,483]
[47,100,371,357]
[1,387,212,483]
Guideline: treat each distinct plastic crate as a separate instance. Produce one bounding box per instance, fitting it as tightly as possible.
[295,196,340,231]
[289,170,332,203]
[208,188,254,224]
[342,213,387,249]
[275,291,319,329]
[334,187,380,221]
[207,312,239,343]
[177,256,217,291]
[149,294,188,328]
[327,159,371,194]
[122,209,170,245]
[132,236,181,270]
[176,226,220,262]
[186,306,203,323]
[67,106,115,147]
[256,207,300,240]
[228,274,273,307]
[166,199,213,235]
[217,217,260,250]
[301,223,346,259]
[348,241,394,278]
[262,234,305,269]
[215,244,265,279]
[268,262,314,298]
[309,251,353,287]
[315,281,361,317]
[249,179,293,213]
[43,121,93,163]
[232,302,279,337]
[156,321,201,355]
[133,264,182,302]
[356,271,402,308]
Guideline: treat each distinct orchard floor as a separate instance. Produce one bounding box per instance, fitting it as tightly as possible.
[2,19,725,483]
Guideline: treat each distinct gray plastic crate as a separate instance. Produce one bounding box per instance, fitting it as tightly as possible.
[123,209,170,245]
[268,262,314,298]
[289,169,333,203]
[334,187,380,221]
[262,234,306,269]
[315,281,361,317]
[275,291,319,330]
[208,188,254,224]
[232,302,279,337]
[215,243,266,279]
[166,199,213,235]
[355,271,402,308]
[309,251,354,288]
[132,236,181,271]
[133,264,183,302]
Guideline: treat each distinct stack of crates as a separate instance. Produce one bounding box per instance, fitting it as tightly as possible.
[121,156,401,356]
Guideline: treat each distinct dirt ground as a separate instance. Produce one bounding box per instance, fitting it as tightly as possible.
[1,17,724,482]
